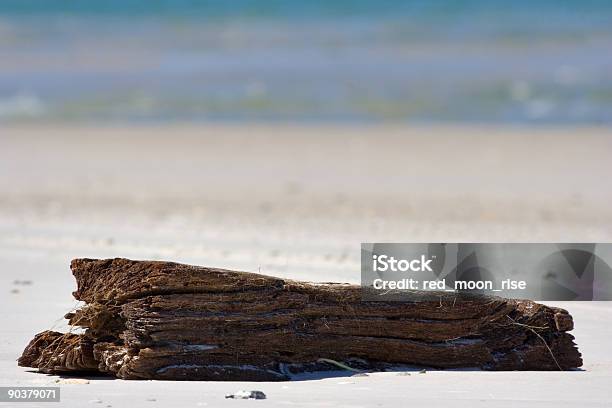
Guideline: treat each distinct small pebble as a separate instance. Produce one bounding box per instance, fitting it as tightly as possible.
[13,280,33,286]
[146,398,156,402]
[419,369,427,374]
[397,372,411,376]
[225,390,266,400]
[57,378,90,384]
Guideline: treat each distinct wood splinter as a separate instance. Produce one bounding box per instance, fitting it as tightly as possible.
[18,258,582,380]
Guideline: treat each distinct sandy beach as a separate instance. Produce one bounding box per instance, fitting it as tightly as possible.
[3,1,612,405]
[1,124,611,406]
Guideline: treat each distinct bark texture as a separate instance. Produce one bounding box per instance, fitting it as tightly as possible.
[19,258,582,380]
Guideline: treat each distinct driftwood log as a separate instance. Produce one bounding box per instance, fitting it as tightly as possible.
[19,258,582,380]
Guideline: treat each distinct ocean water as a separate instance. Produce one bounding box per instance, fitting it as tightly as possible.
[1,0,611,123]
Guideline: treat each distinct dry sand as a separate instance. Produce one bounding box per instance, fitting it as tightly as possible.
[1,124,611,406]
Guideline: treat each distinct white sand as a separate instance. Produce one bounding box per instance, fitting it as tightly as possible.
[1,124,611,406]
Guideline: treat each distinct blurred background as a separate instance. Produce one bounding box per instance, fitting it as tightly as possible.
[1,0,612,124]
[1,1,611,288]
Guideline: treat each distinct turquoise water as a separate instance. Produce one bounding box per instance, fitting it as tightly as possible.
[1,1,611,123]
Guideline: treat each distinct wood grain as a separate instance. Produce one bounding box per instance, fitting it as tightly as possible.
[18,258,582,380]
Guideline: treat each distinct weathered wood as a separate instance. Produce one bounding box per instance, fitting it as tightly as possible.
[19,258,582,380]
